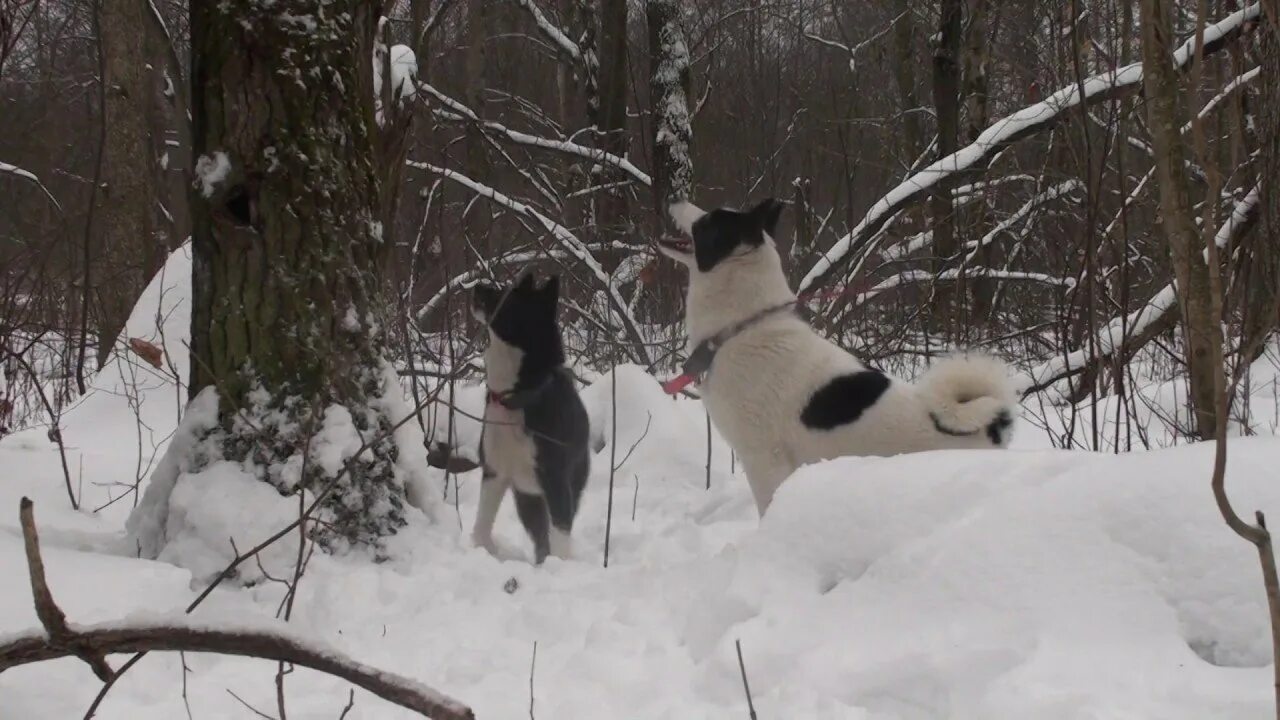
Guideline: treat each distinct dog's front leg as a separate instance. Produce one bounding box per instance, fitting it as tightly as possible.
[472,469,509,554]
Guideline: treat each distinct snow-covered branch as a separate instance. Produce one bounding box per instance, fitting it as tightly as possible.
[799,3,1261,294]
[959,179,1083,265]
[1024,184,1262,395]
[1,160,62,211]
[408,161,654,366]
[803,10,907,73]
[421,82,650,186]
[856,268,1075,306]
[515,0,582,63]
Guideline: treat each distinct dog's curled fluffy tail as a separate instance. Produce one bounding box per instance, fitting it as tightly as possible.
[916,354,1017,447]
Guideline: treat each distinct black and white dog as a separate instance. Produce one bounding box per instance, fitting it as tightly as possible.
[470,273,591,564]
[658,199,1017,516]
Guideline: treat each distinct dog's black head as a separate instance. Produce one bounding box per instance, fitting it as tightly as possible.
[472,272,564,360]
[658,198,785,273]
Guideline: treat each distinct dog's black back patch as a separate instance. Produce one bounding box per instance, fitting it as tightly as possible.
[801,370,891,430]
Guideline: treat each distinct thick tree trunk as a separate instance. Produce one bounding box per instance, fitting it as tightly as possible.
[94,0,163,362]
[930,0,964,333]
[1139,0,1221,439]
[187,0,407,545]
[1247,2,1280,366]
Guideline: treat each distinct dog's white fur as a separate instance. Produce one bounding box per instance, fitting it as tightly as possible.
[664,201,1017,515]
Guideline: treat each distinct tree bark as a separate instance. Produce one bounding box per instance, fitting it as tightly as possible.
[1139,0,1221,439]
[463,0,493,256]
[930,0,964,333]
[964,0,996,324]
[188,0,408,545]
[647,0,693,215]
[1248,0,1280,367]
[892,0,923,165]
[597,0,630,234]
[94,0,163,362]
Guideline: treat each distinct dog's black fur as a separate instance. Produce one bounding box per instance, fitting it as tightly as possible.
[472,274,590,564]
[682,199,785,271]
[800,370,891,430]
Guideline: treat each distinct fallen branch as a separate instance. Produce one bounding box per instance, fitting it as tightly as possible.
[1,499,474,720]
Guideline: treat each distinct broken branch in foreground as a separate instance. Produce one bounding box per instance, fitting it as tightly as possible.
[0,498,474,720]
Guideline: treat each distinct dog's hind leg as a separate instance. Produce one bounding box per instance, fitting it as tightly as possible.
[513,490,552,564]
[471,469,508,555]
[740,453,794,517]
[540,472,579,561]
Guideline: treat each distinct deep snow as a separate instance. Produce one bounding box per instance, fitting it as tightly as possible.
[1,248,1278,718]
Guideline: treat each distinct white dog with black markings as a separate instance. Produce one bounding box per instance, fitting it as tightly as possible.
[658,198,1017,515]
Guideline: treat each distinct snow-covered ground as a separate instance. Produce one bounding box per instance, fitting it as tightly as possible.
[2,249,1278,718]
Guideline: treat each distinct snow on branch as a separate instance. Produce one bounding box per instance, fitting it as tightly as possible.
[856,268,1075,306]
[1,160,62,211]
[798,3,1261,294]
[408,161,654,366]
[803,10,907,74]
[1023,184,1262,395]
[959,179,1083,266]
[421,82,650,186]
[515,0,581,63]
[1,499,475,719]
[415,242,636,321]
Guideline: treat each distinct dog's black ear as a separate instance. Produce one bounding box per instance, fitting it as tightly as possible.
[540,275,560,303]
[516,272,537,291]
[750,198,785,237]
[472,282,500,315]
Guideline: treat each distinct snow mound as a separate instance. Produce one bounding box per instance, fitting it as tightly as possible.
[705,442,1280,716]
[0,243,191,524]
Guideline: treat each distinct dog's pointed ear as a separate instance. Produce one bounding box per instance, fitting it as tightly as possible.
[540,275,560,302]
[517,272,537,291]
[669,200,706,236]
[750,198,785,237]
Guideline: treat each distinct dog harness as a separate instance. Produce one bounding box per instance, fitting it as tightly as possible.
[662,301,800,395]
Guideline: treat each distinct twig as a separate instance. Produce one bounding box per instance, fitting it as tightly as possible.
[705,412,712,490]
[735,639,758,720]
[528,640,538,720]
[6,351,78,509]
[605,364,618,568]
[226,688,277,720]
[338,689,356,719]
